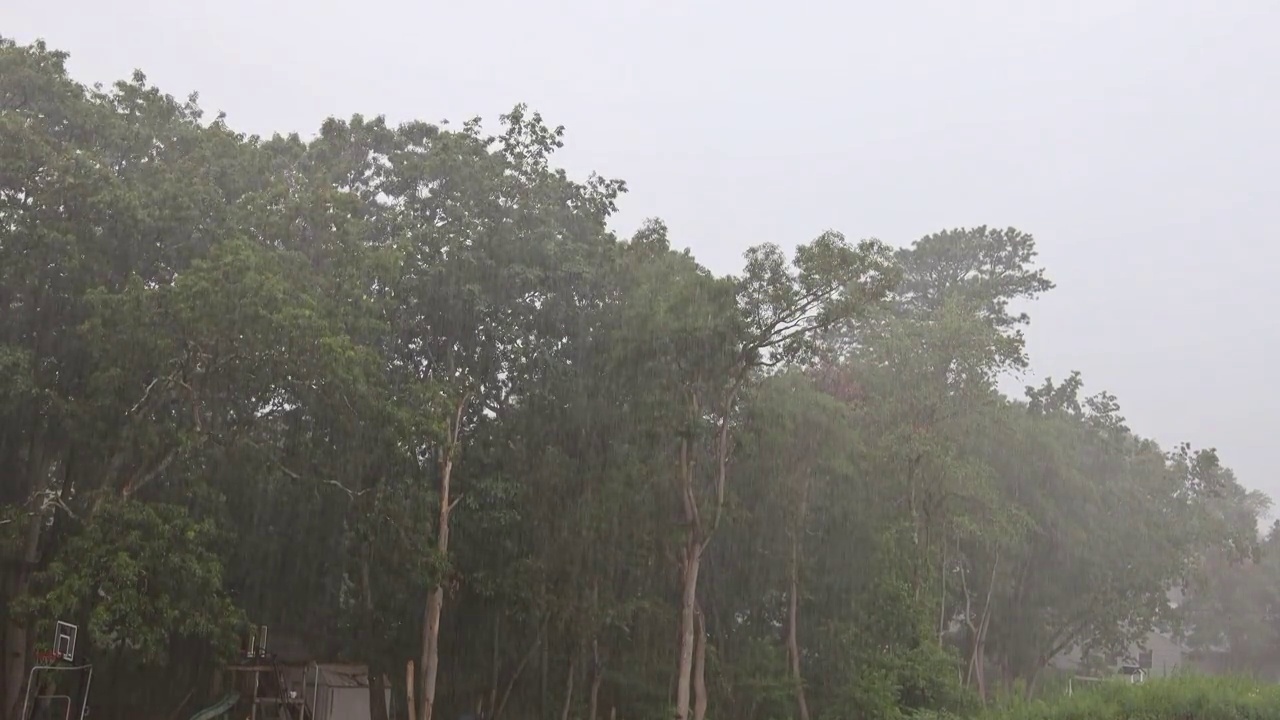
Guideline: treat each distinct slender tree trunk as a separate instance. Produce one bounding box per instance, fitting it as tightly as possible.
[999,655,1015,697]
[493,622,542,720]
[488,615,500,715]
[938,536,948,644]
[369,675,389,720]
[675,384,738,720]
[587,640,602,720]
[420,583,445,720]
[559,656,575,720]
[405,661,417,720]
[587,667,602,720]
[906,456,926,602]
[540,632,549,719]
[361,556,389,720]
[786,535,811,720]
[1025,666,1043,701]
[973,600,997,702]
[692,603,708,720]
[419,397,466,720]
[959,559,977,690]
[674,536,702,720]
[975,551,999,702]
[967,598,991,702]
[673,429,704,720]
[972,631,988,701]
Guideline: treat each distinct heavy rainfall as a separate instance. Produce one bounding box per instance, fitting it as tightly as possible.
[2,3,1279,720]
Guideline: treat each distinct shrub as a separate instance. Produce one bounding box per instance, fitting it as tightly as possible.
[981,675,1280,720]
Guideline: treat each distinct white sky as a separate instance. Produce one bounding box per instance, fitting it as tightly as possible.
[5,0,1279,500]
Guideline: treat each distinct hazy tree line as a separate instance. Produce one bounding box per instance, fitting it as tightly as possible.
[2,37,1277,720]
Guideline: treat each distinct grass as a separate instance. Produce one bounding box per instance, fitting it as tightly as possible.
[974,675,1280,720]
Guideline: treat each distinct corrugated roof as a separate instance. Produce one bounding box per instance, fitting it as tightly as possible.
[315,664,373,689]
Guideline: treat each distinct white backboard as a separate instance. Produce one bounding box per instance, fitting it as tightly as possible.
[54,621,77,662]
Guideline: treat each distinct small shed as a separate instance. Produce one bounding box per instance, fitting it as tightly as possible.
[280,664,390,720]
[225,628,391,720]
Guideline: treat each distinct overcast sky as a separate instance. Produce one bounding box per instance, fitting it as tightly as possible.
[6,1,1279,500]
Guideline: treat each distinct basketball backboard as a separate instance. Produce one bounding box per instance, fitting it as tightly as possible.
[54,622,77,662]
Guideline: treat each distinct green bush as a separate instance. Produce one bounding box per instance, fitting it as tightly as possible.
[980,675,1280,720]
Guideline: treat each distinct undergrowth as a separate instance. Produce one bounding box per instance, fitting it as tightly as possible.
[971,675,1280,720]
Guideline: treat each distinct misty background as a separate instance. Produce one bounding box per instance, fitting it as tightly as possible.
[5,0,1276,500]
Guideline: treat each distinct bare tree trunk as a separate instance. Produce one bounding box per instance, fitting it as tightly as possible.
[674,430,703,720]
[489,615,500,716]
[559,656,576,720]
[785,535,811,720]
[405,660,417,720]
[420,580,445,720]
[906,456,925,602]
[362,556,389,720]
[369,675,389,720]
[674,536,702,720]
[587,672,602,720]
[540,633,549,719]
[674,384,739,720]
[938,535,948,644]
[587,640,602,720]
[493,623,543,720]
[973,552,999,702]
[419,396,467,720]
[1025,666,1043,701]
[959,560,977,689]
[692,603,708,720]
[972,631,988,701]
[999,655,1014,697]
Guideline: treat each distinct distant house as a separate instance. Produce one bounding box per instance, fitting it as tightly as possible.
[1048,628,1189,678]
[1049,625,1187,676]
[1048,588,1193,678]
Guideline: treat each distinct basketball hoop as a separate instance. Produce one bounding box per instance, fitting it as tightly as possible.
[22,621,91,720]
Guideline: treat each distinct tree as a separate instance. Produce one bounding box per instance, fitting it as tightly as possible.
[728,371,858,720]
[607,225,896,720]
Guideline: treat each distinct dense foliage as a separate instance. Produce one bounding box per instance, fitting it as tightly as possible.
[0,37,1274,720]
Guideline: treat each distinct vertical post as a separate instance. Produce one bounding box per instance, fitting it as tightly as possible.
[78,668,93,720]
[312,663,321,720]
[250,670,260,720]
[20,666,39,720]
